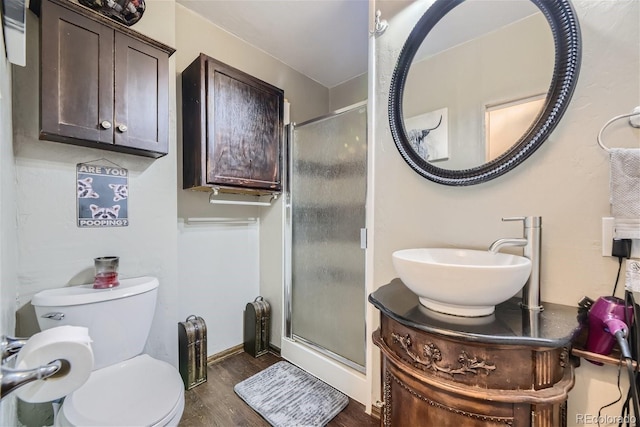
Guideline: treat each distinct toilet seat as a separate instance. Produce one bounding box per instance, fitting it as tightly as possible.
[57,354,184,427]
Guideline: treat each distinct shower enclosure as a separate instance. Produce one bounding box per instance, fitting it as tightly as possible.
[284,102,367,373]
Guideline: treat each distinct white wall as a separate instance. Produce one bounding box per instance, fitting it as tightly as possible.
[175,4,329,220]
[330,73,368,112]
[371,0,639,424]
[0,21,19,426]
[8,5,177,424]
[177,220,260,356]
[11,0,178,363]
[5,1,634,424]
[5,10,332,423]
[175,4,330,352]
[1,3,329,424]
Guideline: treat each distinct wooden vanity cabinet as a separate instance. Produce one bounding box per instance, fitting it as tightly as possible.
[374,315,574,427]
[182,53,284,194]
[39,0,174,158]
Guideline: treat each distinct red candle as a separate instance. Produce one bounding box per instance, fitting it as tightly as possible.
[93,256,120,289]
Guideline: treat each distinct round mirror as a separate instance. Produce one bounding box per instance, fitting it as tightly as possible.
[389,0,581,186]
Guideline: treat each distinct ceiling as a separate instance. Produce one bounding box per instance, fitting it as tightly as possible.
[175,0,540,89]
[176,0,371,88]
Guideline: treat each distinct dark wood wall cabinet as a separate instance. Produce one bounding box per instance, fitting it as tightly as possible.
[370,281,582,427]
[182,53,284,194]
[39,0,175,158]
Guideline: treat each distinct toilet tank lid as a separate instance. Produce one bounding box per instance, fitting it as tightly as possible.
[32,276,159,307]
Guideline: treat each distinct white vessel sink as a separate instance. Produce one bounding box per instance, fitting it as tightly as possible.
[392,248,532,317]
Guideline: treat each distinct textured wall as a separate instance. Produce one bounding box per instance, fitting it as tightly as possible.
[372,0,640,421]
[177,220,260,356]
[0,17,19,426]
[175,4,330,351]
[12,1,178,364]
[329,73,368,112]
[176,4,329,220]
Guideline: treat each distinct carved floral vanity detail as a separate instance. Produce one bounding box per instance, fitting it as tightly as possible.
[370,280,582,427]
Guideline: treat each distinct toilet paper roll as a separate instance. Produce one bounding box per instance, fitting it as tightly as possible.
[14,325,94,403]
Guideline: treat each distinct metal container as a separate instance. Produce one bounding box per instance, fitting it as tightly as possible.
[244,296,270,357]
[178,315,207,390]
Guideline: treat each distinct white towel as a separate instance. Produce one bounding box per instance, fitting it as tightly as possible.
[610,148,640,239]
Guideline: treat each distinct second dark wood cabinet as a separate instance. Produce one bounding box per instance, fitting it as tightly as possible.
[40,0,174,158]
[182,53,284,194]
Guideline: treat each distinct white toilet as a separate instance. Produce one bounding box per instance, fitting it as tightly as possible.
[31,276,185,426]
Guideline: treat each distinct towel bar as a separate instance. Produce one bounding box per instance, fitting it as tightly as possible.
[208,189,278,206]
[185,217,257,225]
[597,107,640,152]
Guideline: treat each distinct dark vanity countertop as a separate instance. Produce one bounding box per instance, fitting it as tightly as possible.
[369,279,583,348]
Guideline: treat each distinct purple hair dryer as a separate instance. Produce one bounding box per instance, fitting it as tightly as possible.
[586,296,634,363]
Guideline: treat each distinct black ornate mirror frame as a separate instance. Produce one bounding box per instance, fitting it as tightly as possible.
[389,0,581,186]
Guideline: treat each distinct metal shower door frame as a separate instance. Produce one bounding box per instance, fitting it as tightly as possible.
[283,101,368,373]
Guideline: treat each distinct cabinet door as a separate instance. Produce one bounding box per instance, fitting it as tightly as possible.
[114,32,169,155]
[206,59,283,191]
[41,0,114,144]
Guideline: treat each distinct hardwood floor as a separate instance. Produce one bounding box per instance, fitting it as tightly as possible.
[179,351,378,427]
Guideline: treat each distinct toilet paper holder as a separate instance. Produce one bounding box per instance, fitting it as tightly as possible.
[1,335,63,401]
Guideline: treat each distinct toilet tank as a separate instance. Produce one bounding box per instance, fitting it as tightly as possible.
[32,276,159,370]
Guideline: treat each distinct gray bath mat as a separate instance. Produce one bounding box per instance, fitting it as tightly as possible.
[233,361,349,427]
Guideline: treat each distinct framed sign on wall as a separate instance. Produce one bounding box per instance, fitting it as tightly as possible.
[77,162,129,227]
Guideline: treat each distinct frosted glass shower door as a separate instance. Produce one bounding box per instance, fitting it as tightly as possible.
[289,104,367,369]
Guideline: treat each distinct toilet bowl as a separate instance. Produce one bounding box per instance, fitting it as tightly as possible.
[32,277,185,426]
[55,355,184,427]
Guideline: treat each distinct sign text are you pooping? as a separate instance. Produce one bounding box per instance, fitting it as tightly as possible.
[77,163,129,228]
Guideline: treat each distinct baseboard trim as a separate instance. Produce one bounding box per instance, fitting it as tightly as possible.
[207,344,244,365]
[207,344,281,365]
[371,403,382,420]
[269,344,281,356]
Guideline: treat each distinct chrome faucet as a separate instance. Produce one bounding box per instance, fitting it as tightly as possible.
[489,216,543,312]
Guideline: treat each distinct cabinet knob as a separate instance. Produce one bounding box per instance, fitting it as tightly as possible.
[117,124,128,133]
[100,120,112,130]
